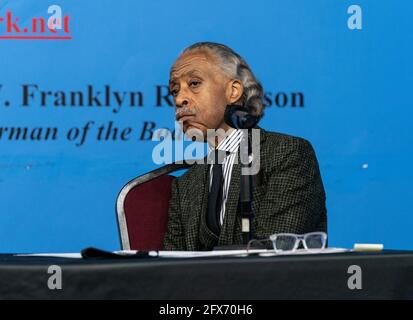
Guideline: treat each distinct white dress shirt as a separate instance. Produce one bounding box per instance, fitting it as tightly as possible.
[208,129,243,226]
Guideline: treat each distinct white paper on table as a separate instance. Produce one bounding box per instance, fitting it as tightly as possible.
[154,249,268,258]
[154,247,349,258]
[15,253,83,258]
[15,251,140,258]
[257,247,349,257]
[14,247,348,259]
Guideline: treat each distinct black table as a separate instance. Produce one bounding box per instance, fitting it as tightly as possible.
[0,250,412,299]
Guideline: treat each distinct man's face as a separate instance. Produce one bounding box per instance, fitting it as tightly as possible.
[169,50,232,139]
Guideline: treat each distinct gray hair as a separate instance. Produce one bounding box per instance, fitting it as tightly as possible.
[183,42,265,116]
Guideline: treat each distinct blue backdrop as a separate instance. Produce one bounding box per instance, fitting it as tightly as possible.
[0,0,412,252]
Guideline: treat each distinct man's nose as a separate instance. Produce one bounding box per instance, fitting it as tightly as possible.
[174,90,190,109]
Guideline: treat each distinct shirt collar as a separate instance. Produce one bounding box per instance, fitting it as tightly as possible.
[208,129,243,154]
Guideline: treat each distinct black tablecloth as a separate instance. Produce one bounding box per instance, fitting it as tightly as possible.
[0,250,412,299]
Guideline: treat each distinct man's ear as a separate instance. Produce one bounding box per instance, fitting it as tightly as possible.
[226,80,244,104]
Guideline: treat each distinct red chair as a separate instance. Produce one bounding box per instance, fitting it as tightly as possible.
[116,163,192,251]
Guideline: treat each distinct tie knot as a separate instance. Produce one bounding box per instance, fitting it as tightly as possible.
[208,150,228,165]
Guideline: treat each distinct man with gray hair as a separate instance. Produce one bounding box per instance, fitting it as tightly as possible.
[164,42,327,251]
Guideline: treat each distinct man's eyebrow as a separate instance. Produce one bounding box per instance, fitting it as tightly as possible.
[169,69,204,82]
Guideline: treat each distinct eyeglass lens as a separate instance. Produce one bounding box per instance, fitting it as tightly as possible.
[273,234,325,251]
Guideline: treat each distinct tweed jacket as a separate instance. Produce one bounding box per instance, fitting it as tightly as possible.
[163,128,327,251]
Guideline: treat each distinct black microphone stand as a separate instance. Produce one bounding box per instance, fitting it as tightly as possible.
[239,129,254,244]
[224,105,261,245]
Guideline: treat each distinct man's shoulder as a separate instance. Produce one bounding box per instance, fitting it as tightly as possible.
[261,129,311,148]
[260,129,315,156]
[258,129,318,172]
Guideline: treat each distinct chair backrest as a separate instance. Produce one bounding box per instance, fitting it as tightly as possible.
[116,163,192,250]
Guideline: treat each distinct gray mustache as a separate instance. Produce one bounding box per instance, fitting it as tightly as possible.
[175,107,196,120]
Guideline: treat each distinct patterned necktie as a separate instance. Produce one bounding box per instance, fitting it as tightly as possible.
[207,150,226,235]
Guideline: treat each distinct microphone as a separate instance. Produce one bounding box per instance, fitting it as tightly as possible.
[224,104,261,129]
[223,104,261,245]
